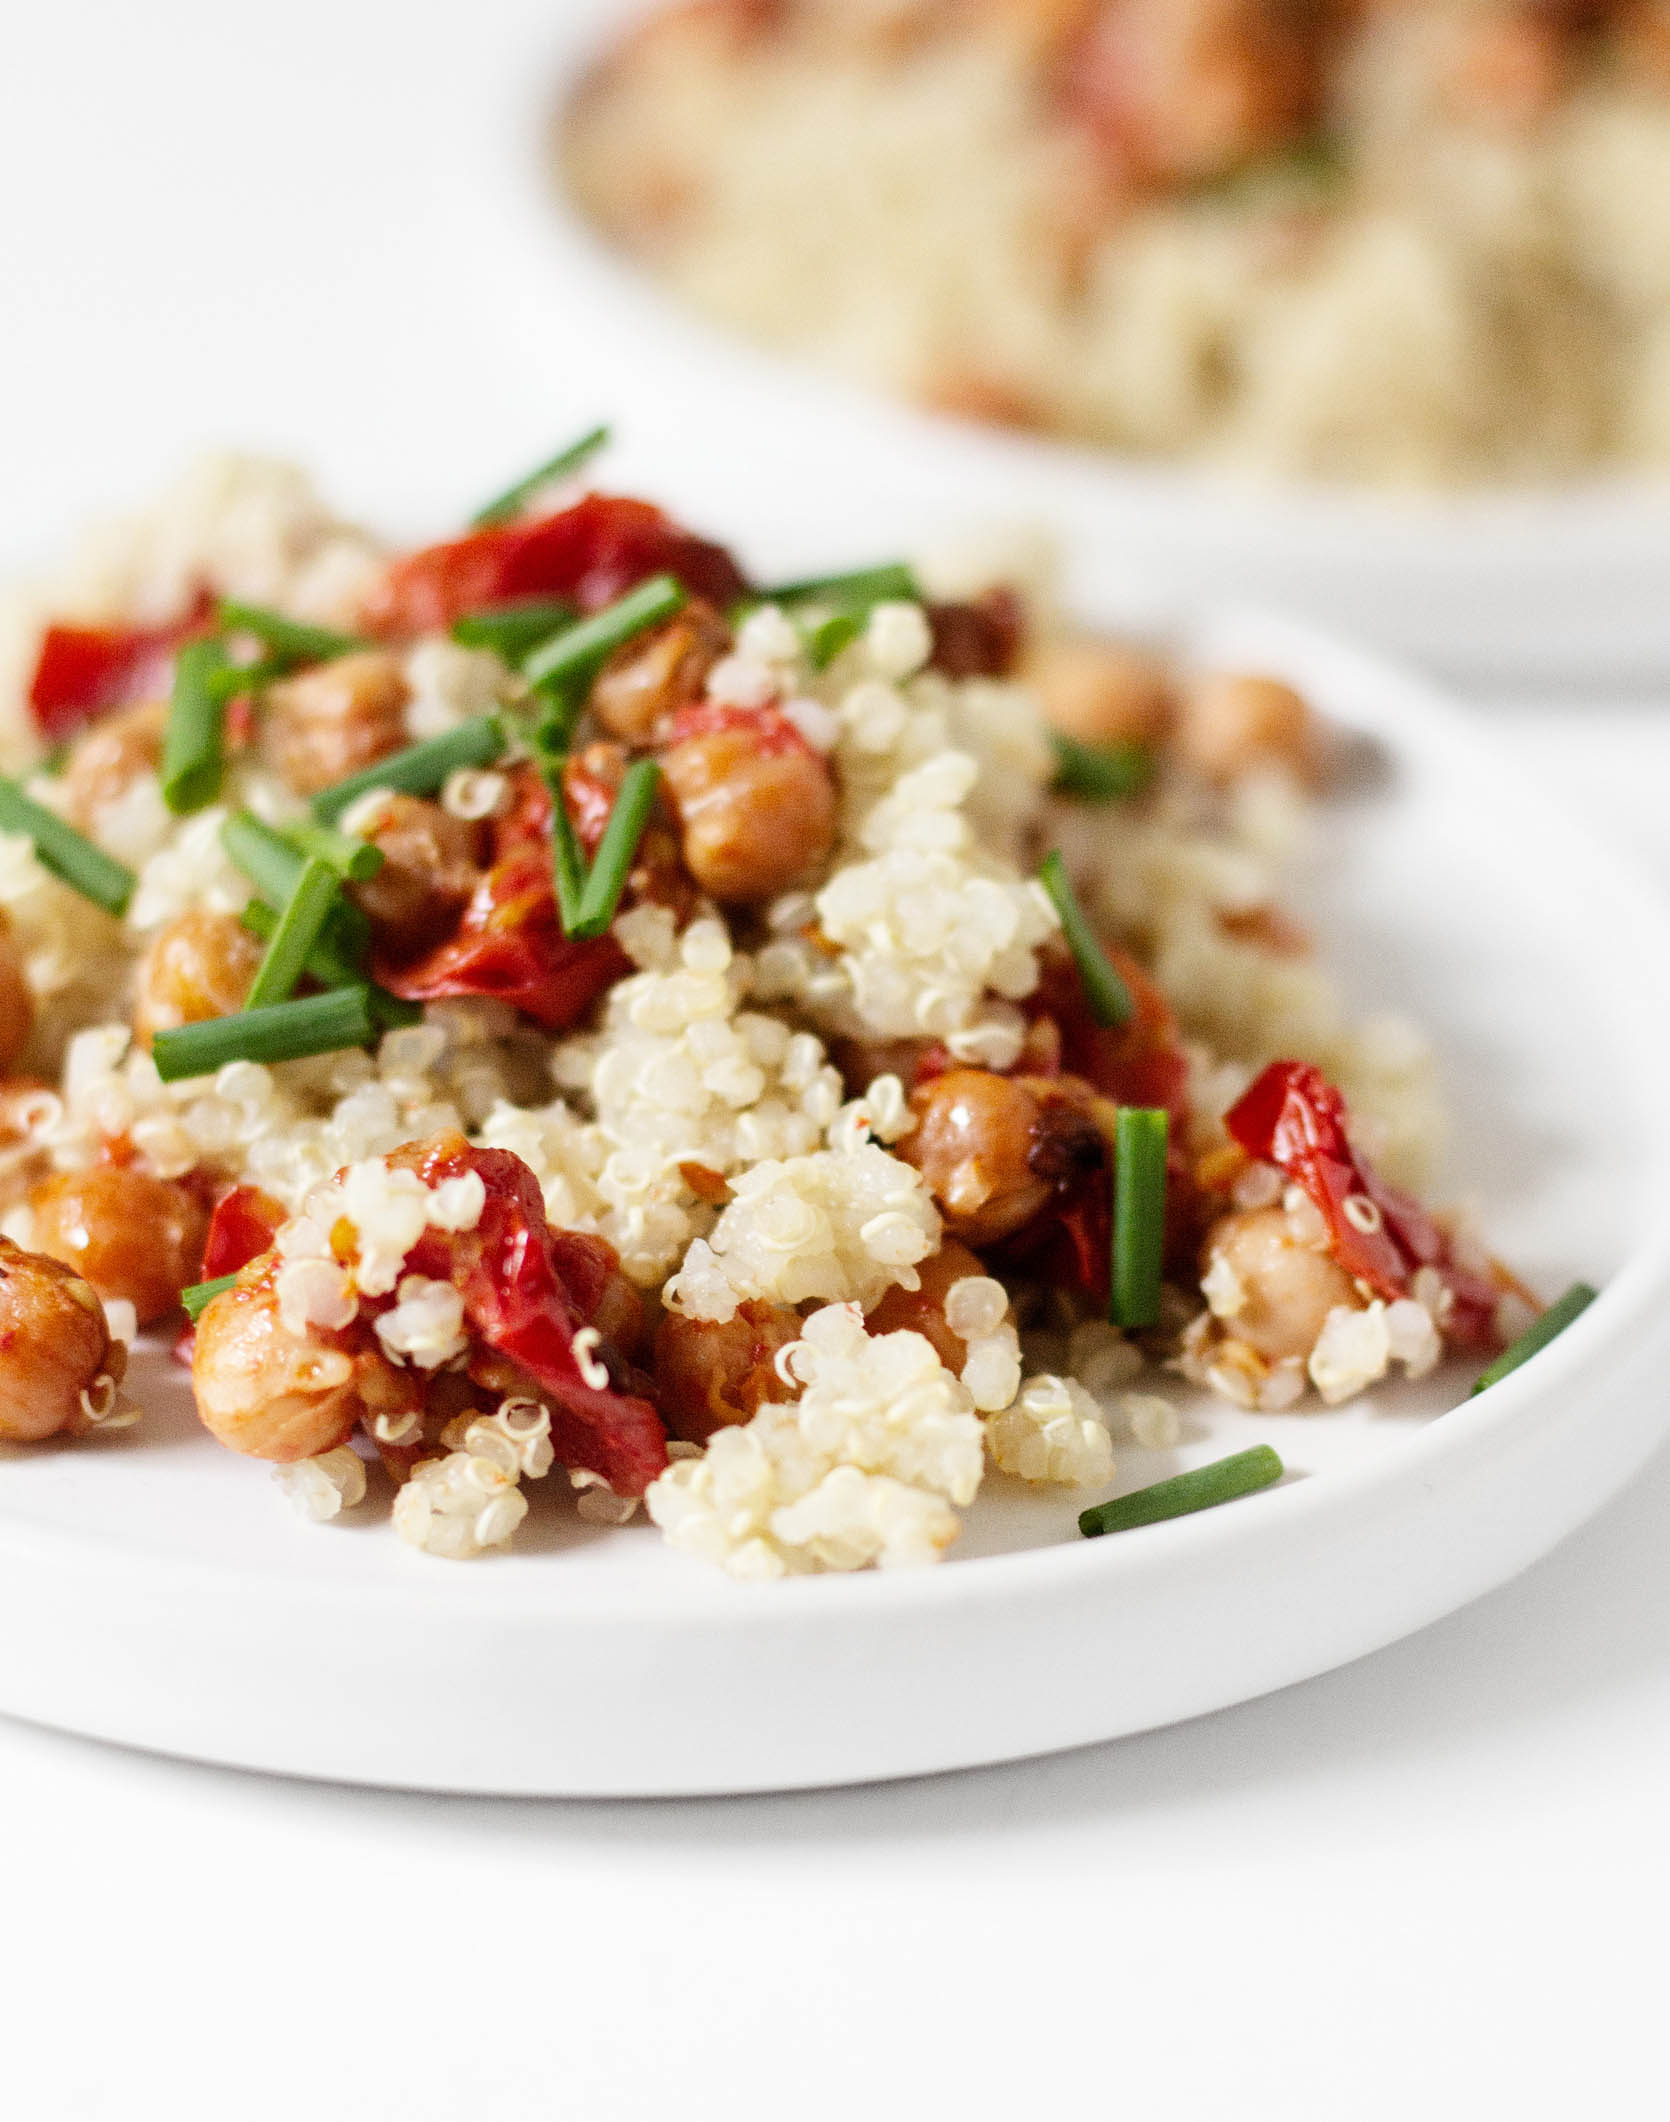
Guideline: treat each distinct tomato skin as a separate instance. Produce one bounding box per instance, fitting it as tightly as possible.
[201,1186,288,1280]
[1225,1060,1502,1348]
[361,493,749,638]
[28,595,213,743]
[393,1135,669,1496]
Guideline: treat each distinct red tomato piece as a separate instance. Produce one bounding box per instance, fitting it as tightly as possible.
[27,593,213,743]
[201,1185,288,1280]
[361,493,749,638]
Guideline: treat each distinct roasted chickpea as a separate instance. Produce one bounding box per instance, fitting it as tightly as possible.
[1028,636,1174,749]
[60,698,167,830]
[191,1257,366,1462]
[0,908,34,1072]
[653,1298,802,1445]
[590,600,730,747]
[660,717,837,903]
[1201,1204,1357,1363]
[265,650,410,797]
[1444,7,1569,128]
[898,1069,1107,1246]
[0,1237,124,1443]
[868,1237,991,1371]
[349,794,485,960]
[132,909,263,1048]
[1176,672,1322,788]
[30,1165,211,1326]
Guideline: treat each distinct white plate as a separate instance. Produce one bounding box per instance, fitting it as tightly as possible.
[2,610,1668,1795]
[521,0,1670,686]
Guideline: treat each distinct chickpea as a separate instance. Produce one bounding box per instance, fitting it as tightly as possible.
[590,600,730,747]
[0,1081,55,1214]
[1201,1204,1357,1363]
[1444,8,1569,128]
[132,908,263,1048]
[1028,636,1174,749]
[265,650,410,798]
[0,908,34,1072]
[653,1299,802,1445]
[191,1258,366,1462]
[60,698,167,831]
[30,1164,211,1326]
[0,1237,123,1443]
[897,1069,1107,1247]
[1176,672,1322,788]
[868,1237,991,1371]
[660,718,837,903]
[349,794,485,961]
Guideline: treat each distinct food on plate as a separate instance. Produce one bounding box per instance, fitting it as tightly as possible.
[0,436,1561,1575]
[565,0,1670,485]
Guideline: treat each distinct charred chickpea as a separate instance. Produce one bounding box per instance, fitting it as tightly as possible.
[191,1257,367,1462]
[30,1164,211,1327]
[868,1237,992,1372]
[1028,636,1174,749]
[0,908,34,1072]
[0,1237,124,1443]
[132,908,263,1048]
[265,650,410,798]
[653,1298,803,1446]
[60,698,167,830]
[1201,1204,1358,1363]
[659,714,838,903]
[898,1069,1108,1247]
[1176,672,1322,788]
[348,794,486,961]
[589,599,731,747]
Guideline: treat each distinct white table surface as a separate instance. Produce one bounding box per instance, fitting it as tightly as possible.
[4,4,1670,2114]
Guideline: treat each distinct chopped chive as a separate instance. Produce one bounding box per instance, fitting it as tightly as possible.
[760,562,920,606]
[1038,850,1134,1029]
[216,601,366,668]
[572,761,661,938]
[308,716,506,825]
[0,777,135,917]
[544,759,588,934]
[800,609,864,671]
[522,575,687,692]
[469,424,612,528]
[239,901,421,1028]
[1112,1106,1169,1330]
[244,857,342,1011]
[1079,1447,1285,1539]
[180,1273,239,1322]
[205,654,287,703]
[451,597,578,660]
[1050,732,1157,804]
[221,812,370,963]
[161,640,233,815]
[1472,1282,1598,1395]
[282,817,384,883]
[151,986,377,1082]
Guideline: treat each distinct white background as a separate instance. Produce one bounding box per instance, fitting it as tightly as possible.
[3,4,1669,2116]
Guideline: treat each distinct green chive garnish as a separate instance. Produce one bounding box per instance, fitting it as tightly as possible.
[522,575,687,693]
[761,563,920,606]
[243,857,342,1011]
[216,601,365,668]
[180,1273,239,1322]
[0,777,136,917]
[800,609,864,671]
[451,597,578,661]
[572,761,661,938]
[1079,1447,1285,1539]
[151,986,377,1082]
[1472,1282,1598,1396]
[221,812,370,964]
[1038,849,1134,1028]
[239,901,421,1028]
[1112,1106,1169,1330]
[161,640,232,814]
[281,817,384,883]
[1050,732,1156,803]
[307,716,506,825]
[469,424,612,528]
[205,654,287,703]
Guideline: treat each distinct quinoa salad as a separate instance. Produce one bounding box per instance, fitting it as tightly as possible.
[0,436,1559,1577]
[566,1,1670,487]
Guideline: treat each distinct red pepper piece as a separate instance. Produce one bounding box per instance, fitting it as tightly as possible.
[201,1185,289,1280]
[361,493,749,638]
[394,1135,669,1497]
[925,588,1026,680]
[1034,941,1191,1129]
[27,593,214,743]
